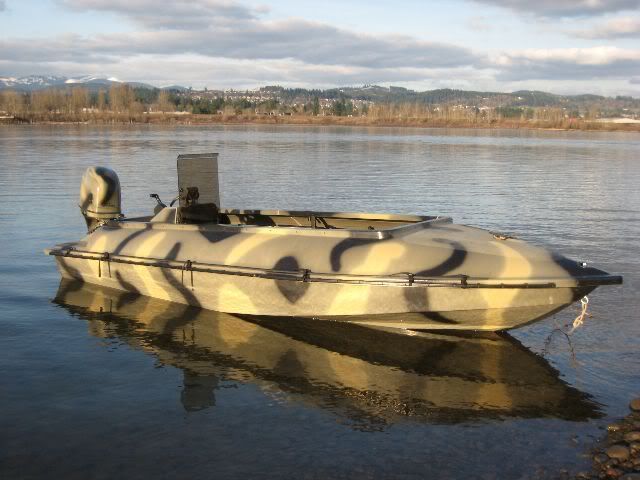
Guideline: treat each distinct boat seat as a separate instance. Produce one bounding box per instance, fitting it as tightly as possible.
[177,203,219,224]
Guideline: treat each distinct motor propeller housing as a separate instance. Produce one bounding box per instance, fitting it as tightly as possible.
[78,166,122,231]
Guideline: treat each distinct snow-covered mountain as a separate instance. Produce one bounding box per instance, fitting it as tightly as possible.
[0,75,154,91]
[64,75,121,85]
[0,75,67,90]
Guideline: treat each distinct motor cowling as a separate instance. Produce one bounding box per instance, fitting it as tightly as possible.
[79,166,122,231]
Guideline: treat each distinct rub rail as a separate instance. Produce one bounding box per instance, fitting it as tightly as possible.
[45,247,606,289]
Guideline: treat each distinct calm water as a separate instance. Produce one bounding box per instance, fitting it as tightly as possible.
[1,125,639,479]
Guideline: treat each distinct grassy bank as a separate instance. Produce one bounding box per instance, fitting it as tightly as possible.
[2,112,640,132]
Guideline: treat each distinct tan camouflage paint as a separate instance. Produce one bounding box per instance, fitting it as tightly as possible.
[48,205,608,330]
[49,162,620,331]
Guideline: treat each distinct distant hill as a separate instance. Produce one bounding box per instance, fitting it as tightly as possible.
[308,86,606,107]
[160,85,191,92]
[0,75,155,92]
[1,76,638,114]
[263,85,638,112]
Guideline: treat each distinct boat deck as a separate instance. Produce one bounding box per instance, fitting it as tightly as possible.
[126,207,451,239]
[218,209,436,231]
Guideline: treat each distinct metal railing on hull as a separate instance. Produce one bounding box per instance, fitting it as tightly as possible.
[44,246,573,289]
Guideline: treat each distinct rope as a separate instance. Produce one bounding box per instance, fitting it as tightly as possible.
[542,296,590,370]
[570,296,589,333]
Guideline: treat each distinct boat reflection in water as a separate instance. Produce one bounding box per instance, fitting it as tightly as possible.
[54,280,601,427]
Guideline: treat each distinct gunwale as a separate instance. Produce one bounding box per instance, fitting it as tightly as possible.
[111,210,453,240]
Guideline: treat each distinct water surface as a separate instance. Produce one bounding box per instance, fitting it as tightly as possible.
[1,125,638,479]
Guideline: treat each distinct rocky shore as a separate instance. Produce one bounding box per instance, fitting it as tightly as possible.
[577,398,640,479]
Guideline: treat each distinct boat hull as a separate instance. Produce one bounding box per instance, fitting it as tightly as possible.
[54,254,591,330]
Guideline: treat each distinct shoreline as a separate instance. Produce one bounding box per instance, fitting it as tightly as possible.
[577,398,640,479]
[2,114,640,133]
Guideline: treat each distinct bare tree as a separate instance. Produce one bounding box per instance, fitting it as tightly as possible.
[96,89,105,111]
[155,90,172,113]
[0,90,25,115]
[70,87,89,114]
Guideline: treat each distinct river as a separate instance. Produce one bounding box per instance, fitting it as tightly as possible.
[1,125,638,479]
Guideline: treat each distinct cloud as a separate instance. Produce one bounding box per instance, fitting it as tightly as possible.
[60,0,262,28]
[466,15,493,31]
[0,0,6,12]
[0,34,113,63]
[53,1,480,69]
[2,32,638,92]
[472,0,640,17]
[492,47,640,80]
[0,20,479,70]
[0,54,491,90]
[573,17,640,38]
[2,52,637,95]
[1,0,638,95]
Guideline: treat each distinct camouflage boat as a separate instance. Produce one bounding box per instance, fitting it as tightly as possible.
[46,153,622,331]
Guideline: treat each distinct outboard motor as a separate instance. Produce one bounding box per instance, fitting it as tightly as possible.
[79,166,122,232]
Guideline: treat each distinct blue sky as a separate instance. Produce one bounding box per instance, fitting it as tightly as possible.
[1,0,639,95]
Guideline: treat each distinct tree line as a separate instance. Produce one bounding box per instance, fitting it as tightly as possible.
[0,84,622,128]
[0,85,367,119]
[0,85,173,119]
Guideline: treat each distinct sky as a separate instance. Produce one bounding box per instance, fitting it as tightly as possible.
[0,0,639,95]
